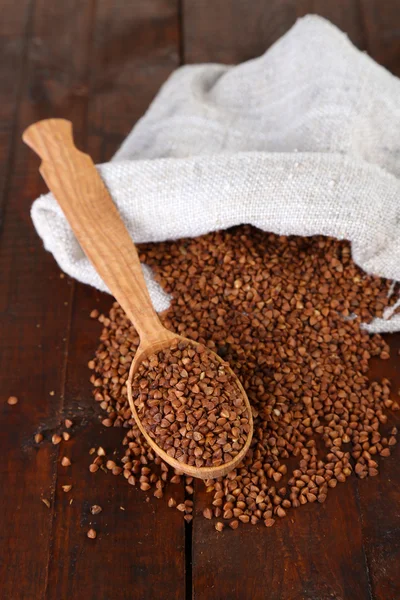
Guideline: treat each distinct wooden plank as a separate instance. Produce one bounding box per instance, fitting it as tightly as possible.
[0,0,97,598]
[355,334,400,600]
[46,3,185,599]
[193,480,372,600]
[346,3,400,596]
[46,287,187,600]
[182,0,365,64]
[2,2,398,600]
[183,2,376,599]
[360,0,400,76]
[0,0,33,212]
[0,161,71,594]
[88,0,180,158]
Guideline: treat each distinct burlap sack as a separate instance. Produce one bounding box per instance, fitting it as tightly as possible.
[31,16,400,332]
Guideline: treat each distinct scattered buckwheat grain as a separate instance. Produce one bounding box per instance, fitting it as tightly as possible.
[89,227,399,529]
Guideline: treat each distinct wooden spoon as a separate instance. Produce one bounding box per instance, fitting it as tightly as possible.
[23,118,254,479]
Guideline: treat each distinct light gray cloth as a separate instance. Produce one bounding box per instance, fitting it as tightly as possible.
[31,15,400,332]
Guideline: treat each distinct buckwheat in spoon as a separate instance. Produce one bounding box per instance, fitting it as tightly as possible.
[23,118,253,479]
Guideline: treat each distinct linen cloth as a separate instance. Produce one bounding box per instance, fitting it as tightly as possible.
[31,15,400,332]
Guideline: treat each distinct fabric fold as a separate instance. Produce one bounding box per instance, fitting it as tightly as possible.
[30,15,400,331]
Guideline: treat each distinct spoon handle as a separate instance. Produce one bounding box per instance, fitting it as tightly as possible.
[23,118,166,344]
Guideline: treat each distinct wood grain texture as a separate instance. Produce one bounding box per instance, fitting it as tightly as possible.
[0,0,83,595]
[193,478,372,600]
[182,2,399,599]
[43,3,186,599]
[182,0,366,64]
[1,0,400,598]
[355,335,400,600]
[0,0,33,213]
[45,287,187,600]
[88,0,180,159]
[360,0,400,76]
[0,158,73,597]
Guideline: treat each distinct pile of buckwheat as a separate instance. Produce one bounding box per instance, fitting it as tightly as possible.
[131,340,250,468]
[89,226,399,531]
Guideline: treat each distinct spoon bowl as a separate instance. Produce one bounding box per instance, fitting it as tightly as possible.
[23,118,254,479]
[127,332,253,479]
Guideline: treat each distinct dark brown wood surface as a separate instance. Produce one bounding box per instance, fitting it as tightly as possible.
[0,1,399,599]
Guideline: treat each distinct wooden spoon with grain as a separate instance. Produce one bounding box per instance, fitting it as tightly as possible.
[23,118,253,479]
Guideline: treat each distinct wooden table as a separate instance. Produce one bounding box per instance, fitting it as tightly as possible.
[1,2,400,598]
